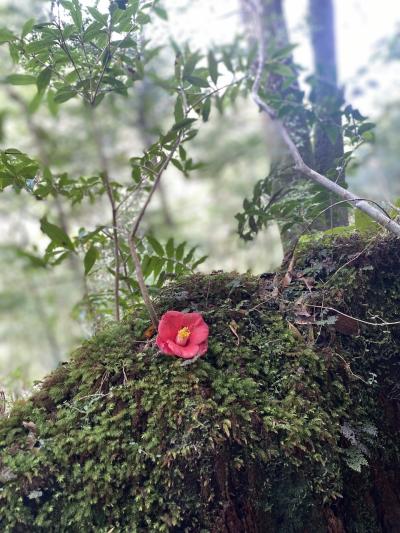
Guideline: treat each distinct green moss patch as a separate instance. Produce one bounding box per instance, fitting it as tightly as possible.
[1,235,399,532]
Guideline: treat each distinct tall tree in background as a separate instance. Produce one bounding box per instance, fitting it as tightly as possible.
[242,0,314,250]
[309,0,348,228]
[240,0,349,249]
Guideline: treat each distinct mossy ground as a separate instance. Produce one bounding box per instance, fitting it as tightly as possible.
[0,234,399,532]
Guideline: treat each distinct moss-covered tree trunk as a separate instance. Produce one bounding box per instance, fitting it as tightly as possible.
[1,234,399,532]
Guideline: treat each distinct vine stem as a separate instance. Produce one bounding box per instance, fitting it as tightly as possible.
[248,0,400,238]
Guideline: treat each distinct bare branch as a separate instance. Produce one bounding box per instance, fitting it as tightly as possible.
[128,237,158,328]
[128,134,183,326]
[307,304,400,327]
[90,111,121,321]
[130,135,182,240]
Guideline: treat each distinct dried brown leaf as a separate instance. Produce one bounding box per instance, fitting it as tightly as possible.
[287,321,304,342]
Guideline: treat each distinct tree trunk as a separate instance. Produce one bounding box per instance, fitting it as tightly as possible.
[309,0,349,228]
[242,0,314,251]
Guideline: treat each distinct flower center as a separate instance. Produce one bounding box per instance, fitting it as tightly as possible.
[175,326,191,346]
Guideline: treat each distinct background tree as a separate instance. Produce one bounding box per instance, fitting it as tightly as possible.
[309,0,348,228]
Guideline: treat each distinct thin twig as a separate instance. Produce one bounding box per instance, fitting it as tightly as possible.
[248,0,400,238]
[332,351,370,384]
[54,19,84,85]
[128,133,183,327]
[307,304,400,327]
[128,237,158,327]
[186,76,247,114]
[130,136,182,240]
[90,111,121,321]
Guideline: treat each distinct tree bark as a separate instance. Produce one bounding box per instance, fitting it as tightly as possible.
[309,0,349,228]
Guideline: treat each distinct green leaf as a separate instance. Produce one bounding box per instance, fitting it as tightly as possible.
[70,0,83,28]
[54,87,78,103]
[130,0,140,15]
[8,42,19,64]
[222,50,233,72]
[171,158,184,171]
[141,254,152,278]
[201,97,211,122]
[207,50,218,85]
[84,245,98,274]
[6,74,36,85]
[186,75,209,88]
[361,130,375,142]
[172,118,197,131]
[21,18,35,38]
[40,217,75,251]
[147,235,164,256]
[28,91,44,114]
[270,63,293,77]
[0,175,13,190]
[183,53,200,79]
[166,237,174,258]
[184,246,197,264]
[136,12,151,24]
[358,122,375,134]
[154,6,168,20]
[131,166,141,183]
[193,255,207,269]
[152,256,165,280]
[179,145,186,161]
[175,241,186,261]
[37,67,52,92]
[0,27,16,44]
[25,39,53,54]
[166,259,174,273]
[271,44,297,60]
[14,248,47,268]
[174,95,184,123]
[47,90,59,116]
[87,7,108,26]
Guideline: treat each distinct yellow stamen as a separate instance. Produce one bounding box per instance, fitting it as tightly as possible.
[176,326,191,346]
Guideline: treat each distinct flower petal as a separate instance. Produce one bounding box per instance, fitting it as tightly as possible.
[197,341,208,356]
[189,322,209,344]
[182,312,205,328]
[156,336,175,355]
[158,310,184,341]
[166,340,200,359]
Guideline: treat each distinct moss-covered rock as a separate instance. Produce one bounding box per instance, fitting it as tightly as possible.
[1,234,399,532]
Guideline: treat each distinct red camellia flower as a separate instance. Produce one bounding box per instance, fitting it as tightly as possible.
[156,311,209,359]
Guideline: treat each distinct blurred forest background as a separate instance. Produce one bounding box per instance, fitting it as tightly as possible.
[1,0,400,392]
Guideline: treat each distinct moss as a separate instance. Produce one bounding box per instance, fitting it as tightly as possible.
[0,235,399,532]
